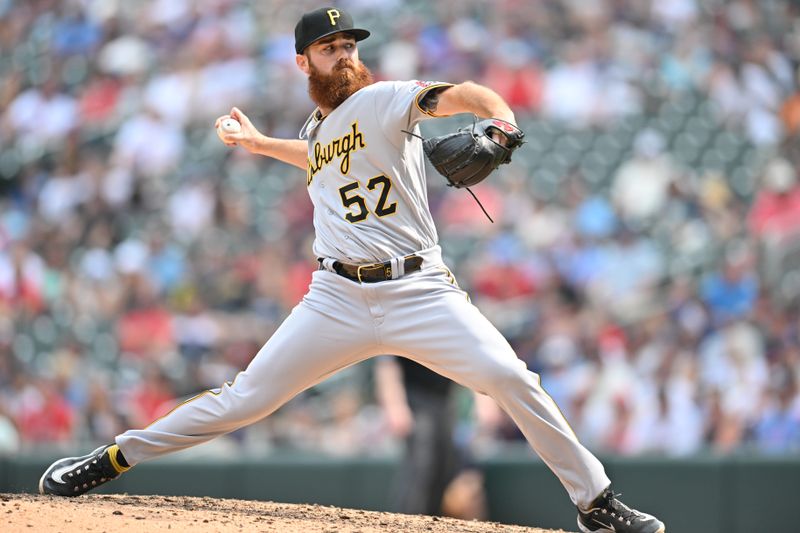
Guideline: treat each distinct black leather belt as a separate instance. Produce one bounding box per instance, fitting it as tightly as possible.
[319,254,423,283]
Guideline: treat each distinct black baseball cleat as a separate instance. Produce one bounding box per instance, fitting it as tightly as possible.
[577,487,665,533]
[39,444,130,496]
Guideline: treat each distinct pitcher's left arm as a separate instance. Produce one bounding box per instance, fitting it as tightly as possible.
[426,81,516,126]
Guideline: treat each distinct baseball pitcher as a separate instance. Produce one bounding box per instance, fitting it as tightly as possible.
[39,8,664,533]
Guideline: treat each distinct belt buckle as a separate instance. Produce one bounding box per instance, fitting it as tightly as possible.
[357,262,388,282]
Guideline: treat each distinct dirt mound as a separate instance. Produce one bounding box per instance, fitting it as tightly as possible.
[2,493,575,532]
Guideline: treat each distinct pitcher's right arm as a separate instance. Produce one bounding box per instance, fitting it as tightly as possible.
[215,107,308,170]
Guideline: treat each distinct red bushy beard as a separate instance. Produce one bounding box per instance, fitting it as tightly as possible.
[307,57,374,111]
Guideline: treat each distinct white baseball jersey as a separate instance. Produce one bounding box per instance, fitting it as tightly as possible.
[300,80,452,264]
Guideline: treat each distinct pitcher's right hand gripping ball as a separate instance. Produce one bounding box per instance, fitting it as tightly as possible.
[423,118,525,188]
[215,108,254,148]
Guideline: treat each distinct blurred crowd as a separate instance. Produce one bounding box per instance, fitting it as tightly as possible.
[1,0,800,459]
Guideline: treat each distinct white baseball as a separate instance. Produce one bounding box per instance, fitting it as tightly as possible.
[217,117,242,139]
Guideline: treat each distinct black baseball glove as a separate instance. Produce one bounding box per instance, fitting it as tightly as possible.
[423,117,525,188]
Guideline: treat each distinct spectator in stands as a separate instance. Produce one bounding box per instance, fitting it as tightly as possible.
[125,364,177,430]
[700,245,758,324]
[754,365,800,453]
[748,157,800,241]
[611,129,677,229]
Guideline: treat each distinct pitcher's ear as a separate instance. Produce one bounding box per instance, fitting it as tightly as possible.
[296,54,310,75]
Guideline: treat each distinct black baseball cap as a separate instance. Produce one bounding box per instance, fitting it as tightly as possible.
[294,7,370,54]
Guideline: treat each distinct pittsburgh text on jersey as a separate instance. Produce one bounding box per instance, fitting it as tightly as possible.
[307,121,366,185]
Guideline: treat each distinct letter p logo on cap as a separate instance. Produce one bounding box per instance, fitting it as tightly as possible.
[327,9,340,26]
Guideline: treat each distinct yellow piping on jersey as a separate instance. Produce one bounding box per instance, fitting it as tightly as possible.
[413,83,455,117]
[143,372,244,429]
[535,373,579,441]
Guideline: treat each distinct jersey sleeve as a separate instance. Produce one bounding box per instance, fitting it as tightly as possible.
[374,80,454,135]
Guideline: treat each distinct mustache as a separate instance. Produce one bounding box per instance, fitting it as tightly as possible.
[334,59,355,71]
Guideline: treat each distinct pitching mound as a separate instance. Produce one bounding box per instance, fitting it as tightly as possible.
[2,493,575,532]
